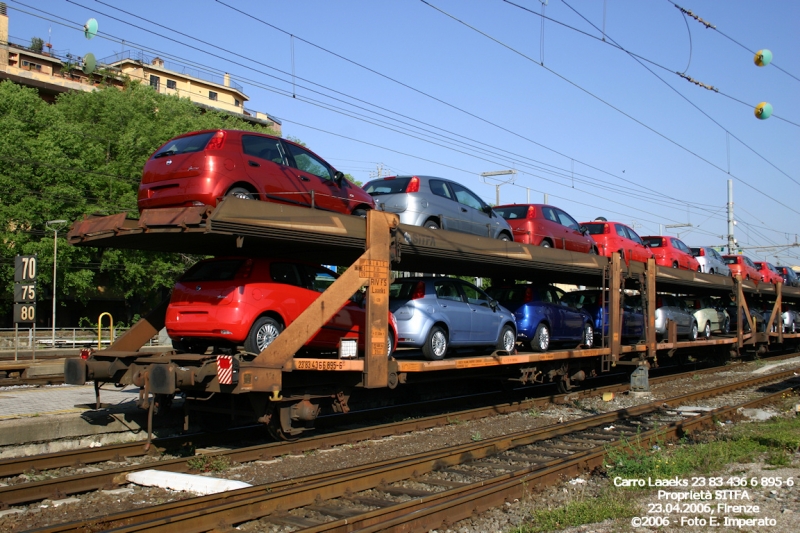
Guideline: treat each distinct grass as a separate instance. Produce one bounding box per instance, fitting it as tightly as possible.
[509,413,800,532]
[186,454,234,473]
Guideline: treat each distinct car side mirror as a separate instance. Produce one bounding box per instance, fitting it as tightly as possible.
[333,171,345,185]
[579,225,588,235]
[489,299,498,311]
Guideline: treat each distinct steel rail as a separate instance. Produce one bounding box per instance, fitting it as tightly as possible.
[33,366,799,533]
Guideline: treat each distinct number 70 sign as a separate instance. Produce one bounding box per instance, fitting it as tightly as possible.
[13,255,37,324]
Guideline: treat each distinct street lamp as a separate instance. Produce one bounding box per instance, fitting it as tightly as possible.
[480,170,517,205]
[46,219,67,347]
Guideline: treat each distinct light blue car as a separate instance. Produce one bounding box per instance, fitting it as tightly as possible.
[389,277,517,360]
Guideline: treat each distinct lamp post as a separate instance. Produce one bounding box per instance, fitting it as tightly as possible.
[480,170,517,205]
[46,219,67,347]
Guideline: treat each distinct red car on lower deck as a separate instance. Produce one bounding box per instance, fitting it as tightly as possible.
[166,257,397,356]
[493,204,596,253]
[640,236,700,271]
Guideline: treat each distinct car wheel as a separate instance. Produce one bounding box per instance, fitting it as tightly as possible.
[703,322,711,339]
[672,261,679,268]
[582,323,594,348]
[689,321,698,341]
[540,240,552,248]
[531,323,550,352]
[424,220,440,230]
[226,186,255,200]
[697,266,702,272]
[352,208,369,217]
[589,247,597,255]
[496,324,516,353]
[709,269,715,275]
[244,317,283,353]
[422,326,448,360]
[386,331,394,356]
[723,317,730,334]
[498,233,511,242]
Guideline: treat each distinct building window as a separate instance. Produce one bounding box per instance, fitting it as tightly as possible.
[166,79,176,90]
[209,91,218,101]
[149,75,160,91]
[22,60,42,71]
[234,98,240,107]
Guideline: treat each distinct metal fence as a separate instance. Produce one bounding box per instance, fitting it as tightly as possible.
[0,327,167,350]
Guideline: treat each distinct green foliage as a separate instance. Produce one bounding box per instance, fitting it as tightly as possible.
[515,491,635,533]
[30,37,44,53]
[0,80,280,324]
[186,453,233,473]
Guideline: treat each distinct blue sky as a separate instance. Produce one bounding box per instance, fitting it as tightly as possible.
[7,1,800,264]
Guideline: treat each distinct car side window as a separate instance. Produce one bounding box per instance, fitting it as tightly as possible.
[303,266,337,292]
[459,282,491,307]
[283,142,333,181]
[541,207,559,223]
[242,135,285,165]
[434,281,463,302]
[673,239,690,253]
[429,179,454,200]
[744,257,756,269]
[614,224,628,239]
[270,263,303,287]
[555,209,580,230]
[627,228,645,245]
[450,183,485,212]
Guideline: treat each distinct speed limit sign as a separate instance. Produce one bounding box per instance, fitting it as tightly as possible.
[13,255,37,324]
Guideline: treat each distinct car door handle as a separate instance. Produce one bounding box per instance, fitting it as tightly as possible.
[248,160,260,167]
[460,207,467,212]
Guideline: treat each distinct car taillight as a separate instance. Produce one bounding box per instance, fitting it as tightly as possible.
[239,258,254,279]
[526,206,535,218]
[603,223,610,234]
[406,176,420,193]
[80,348,92,360]
[411,281,425,299]
[699,248,705,256]
[205,131,226,151]
[523,286,534,303]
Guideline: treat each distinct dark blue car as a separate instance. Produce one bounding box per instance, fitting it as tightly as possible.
[561,290,644,344]
[487,284,593,352]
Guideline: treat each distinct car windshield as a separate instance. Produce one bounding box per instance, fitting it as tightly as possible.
[363,178,411,195]
[180,259,245,282]
[642,236,664,247]
[153,131,216,158]
[583,223,605,235]
[494,205,529,220]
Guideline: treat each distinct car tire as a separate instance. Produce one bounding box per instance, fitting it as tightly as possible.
[496,324,516,353]
[672,261,679,268]
[244,316,283,353]
[386,331,394,356]
[709,269,715,275]
[422,325,448,360]
[689,321,698,341]
[531,323,550,352]
[723,317,730,334]
[424,220,440,230]
[589,247,597,255]
[352,208,369,217]
[703,322,711,339]
[697,266,702,272]
[540,240,552,248]
[582,323,594,348]
[226,186,255,200]
[498,233,511,242]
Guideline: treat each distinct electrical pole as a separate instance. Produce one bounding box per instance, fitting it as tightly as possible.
[727,180,735,254]
[480,170,517,205]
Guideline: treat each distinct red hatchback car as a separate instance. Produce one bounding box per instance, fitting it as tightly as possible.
[493,204,597,253]
[722,254,761,282]
[166,257,397,356]
[640,236,701,271]
[138,129,375,216]
[580,220,654,263]
[754,261,783,284]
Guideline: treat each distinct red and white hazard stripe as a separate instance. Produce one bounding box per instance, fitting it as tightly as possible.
[217,355,233,385]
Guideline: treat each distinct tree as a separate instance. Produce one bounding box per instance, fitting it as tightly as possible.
[0,80,280,326]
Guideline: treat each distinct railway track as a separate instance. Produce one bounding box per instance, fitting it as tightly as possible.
[0,362,796,532]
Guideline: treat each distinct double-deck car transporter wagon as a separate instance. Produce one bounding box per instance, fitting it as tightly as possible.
[64,198,800,440]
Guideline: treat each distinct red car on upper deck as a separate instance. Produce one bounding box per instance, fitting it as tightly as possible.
[138,129,375,216]
[754,261,783,284]
[722,254,761,282]
[640,236,700,271]
[493,204,596,253]
[580,220,654,263]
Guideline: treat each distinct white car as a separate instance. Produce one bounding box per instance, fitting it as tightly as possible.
[686,297,730,339]
[690,247,731,276]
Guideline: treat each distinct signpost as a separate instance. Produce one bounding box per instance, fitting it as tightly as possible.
[13,255,37,361]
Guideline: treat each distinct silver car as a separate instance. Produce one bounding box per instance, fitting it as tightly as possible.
[389,277,517,360]
[655,294,698,340]
[363,175,513,240]
[689,246,731,276]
